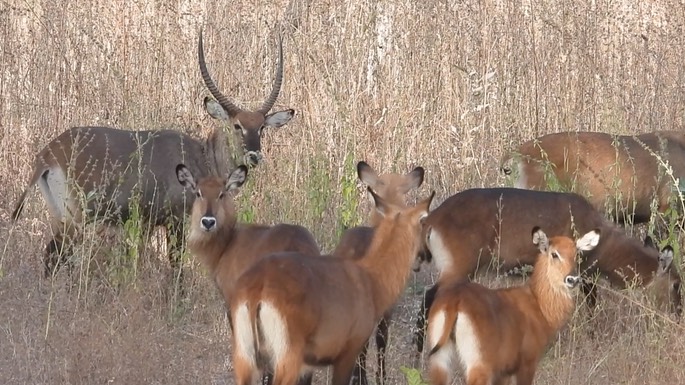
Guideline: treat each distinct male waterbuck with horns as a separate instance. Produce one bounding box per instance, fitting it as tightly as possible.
[501,131,685,224]
[229,189,434,385]
[332,161,425,385]
[11,31,295,276]
[427,228,599,385]
[414,188,682,357]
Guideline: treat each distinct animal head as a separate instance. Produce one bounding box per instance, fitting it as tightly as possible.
[199,31,294,167]
[644,237,682,316]
[176,164,248,241]
[532,227,600,292]
[358,161,425,233]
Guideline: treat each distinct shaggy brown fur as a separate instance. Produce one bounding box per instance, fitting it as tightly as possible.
[427,228,599,385]
[331,161,424,385]
[229,189,434,385]
[501,131,685,224]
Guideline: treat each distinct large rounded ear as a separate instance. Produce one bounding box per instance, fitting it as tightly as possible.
[369,186,389,217]
[225,165,248,191]
[576,229,601,251]
[264,109,295,128]
[204,96,230,121]
[358,161,379,188]
[532,227,549,252]
[657,246,675,276]
[644,235,657,250]
[400,166,425,193]
[176,164,197,190]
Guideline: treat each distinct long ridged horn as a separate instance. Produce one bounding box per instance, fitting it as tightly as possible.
[257,35,284,115]
[198,31,242,117]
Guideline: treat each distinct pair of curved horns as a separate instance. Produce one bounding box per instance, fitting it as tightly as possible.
[198,31,284,116]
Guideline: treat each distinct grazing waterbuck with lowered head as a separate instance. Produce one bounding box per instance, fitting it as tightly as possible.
[229,188,434,385]
[501,131,685,224]
[413,188,682,357]
[427,228,599,385]
[332,160,425,385]
[11,31,295,276]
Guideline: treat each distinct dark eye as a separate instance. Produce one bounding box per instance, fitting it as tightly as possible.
[258,126,264,135]
[234,124,241,131]
[195,190,202,198]
[552,251,561,259]
[218,191,225,199]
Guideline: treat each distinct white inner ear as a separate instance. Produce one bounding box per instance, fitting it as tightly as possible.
[205,98,230,121]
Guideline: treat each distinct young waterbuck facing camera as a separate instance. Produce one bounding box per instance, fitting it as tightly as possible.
[331,161,425,385]
[427,228,599,385]
[501,131,685,224]
[11,30,295,276]
[176,164,319,385]
[414,188,682,357]
[229,189,434,385]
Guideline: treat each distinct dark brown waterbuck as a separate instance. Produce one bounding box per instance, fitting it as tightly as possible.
[501,131,685,224]
[229,189,434,385]
[414,188,682,356]
[427,228,598,385]
[331,161,425,385]
[11,31,295,276]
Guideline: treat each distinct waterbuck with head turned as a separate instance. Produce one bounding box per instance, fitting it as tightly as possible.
[229,189,434,385]
[331,161,425,385]
[413,188,682,357]
[501,131,685,224]
[11,30,295,276]
[427,228,599,385]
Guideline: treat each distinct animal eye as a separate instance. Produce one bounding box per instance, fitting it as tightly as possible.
[233,124,241,131]
[218,191,225,199]
[552,251,561,259]
[196,190,202,198]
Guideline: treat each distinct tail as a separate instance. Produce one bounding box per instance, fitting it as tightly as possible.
[427,303,459,356]
[11,166,45,222]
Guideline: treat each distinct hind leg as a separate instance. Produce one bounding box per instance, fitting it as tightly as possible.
[375,313,391,385]
[350,341,369,385]
[414,284,439,359]
[272,354,304,385]
[332,349,364,385]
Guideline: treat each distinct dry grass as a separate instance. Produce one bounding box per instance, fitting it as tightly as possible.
[1,0,685,384]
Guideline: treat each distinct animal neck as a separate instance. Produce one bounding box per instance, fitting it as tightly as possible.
[187,220,238,279]
[357,215,416,319]
[592,229,657,287]
[529,263,575,331]
[204,127,234,176]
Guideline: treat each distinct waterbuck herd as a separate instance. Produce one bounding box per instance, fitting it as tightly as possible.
[9,30,685,385]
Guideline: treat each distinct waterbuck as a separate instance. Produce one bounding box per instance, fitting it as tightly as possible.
[331,161,425,385]
[229,189,434,385]
[11,31,295,276]
[501,131,685,224]
[427,228,599,385]
[413,188,682,356]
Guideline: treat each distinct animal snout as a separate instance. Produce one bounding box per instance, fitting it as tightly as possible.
[245,151,262,166]
[564,275,581,288]
[201,216,217,231]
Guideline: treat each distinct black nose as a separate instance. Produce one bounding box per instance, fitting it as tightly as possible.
[201,217,216,230]
[246,151,262,166]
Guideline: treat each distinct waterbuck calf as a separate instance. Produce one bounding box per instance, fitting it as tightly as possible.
[414,188,682,356]
[332,160,425,385]
[427,228,599,385]
[229,189,434,385]
[11,31,295,276]
[501,131,685,224]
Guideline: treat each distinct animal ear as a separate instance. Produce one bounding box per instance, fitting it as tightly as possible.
[369,186,389,217]
[576,229,601,251]
[225,165,248,191]
[176,164,197,190]
[264,109,295,128]
[400,166,426,193]
[532,227,549,252]
[204,96,231,121]
[418,191,436,215]
[644,235,660,250]
[357,161,379,187]
[657,246,674,276]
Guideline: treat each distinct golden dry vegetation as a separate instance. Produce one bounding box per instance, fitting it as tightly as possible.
[1,0,685,384]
